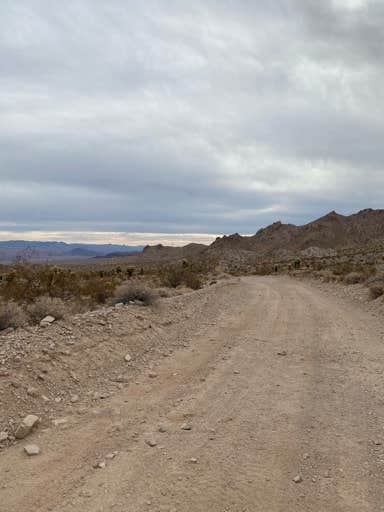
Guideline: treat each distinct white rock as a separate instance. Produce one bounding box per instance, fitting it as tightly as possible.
[293,475,303,483]
[40,316,55,327]
[52,417,69,427]
[24,444,40,456]
[124,354,132,362]
[15,415,39,439]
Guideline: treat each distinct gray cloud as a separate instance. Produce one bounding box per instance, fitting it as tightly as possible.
[0,0,383,241]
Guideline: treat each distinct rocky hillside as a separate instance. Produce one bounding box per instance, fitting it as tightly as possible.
[141,243,207,261]
[208,208,384,259]
[138,209,384,263]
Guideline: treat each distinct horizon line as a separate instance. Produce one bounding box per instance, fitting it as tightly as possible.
[0,231,225,247]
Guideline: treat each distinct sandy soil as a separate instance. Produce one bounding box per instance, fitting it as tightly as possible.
[1,276,384,512]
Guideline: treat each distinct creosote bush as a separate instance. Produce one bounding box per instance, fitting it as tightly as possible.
[160,264,204,290]
[112,282,156,306]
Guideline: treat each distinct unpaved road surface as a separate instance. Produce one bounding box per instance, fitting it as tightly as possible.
[1,276,384,511]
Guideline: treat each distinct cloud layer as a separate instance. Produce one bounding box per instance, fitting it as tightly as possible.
[1,0,383,242]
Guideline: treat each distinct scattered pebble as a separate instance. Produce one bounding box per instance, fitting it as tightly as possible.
[27,387,39,397]
[293,475,303,483]
[24,444,40,456]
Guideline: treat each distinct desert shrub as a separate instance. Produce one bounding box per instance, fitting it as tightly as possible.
[317,270,335,282]
[112,283,156,306]
[0,264,121,304]
[344,272,362,285]
[161,267,184,288]
[182,270,202,290]
[156,288,171,298]
[160,265,203,290]
[27,296,68,323]
[369,285,384,300]
[0,301,28,331]
[80,277,116,304]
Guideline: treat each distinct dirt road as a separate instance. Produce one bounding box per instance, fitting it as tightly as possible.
[1,276,384,511]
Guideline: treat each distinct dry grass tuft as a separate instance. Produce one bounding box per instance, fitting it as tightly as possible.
[27,296,68,324]
[344,272,362,285]
[0,301,28,331]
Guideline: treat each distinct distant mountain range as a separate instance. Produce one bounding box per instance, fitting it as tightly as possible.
[2,209,383,264]
[0,241,144,263]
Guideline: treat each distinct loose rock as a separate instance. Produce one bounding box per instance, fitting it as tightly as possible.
[27,387,39,397]
[293,475,303,483]
[40,316,55,327]
[15,415,39,439]
[24,444,40,456]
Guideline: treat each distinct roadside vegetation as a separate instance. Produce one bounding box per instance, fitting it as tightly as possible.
[0,259,214,331]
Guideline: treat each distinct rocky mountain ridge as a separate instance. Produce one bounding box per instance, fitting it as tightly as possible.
[142,209,384,262]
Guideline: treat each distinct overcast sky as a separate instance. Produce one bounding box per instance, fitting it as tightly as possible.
[0,0,383,245]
